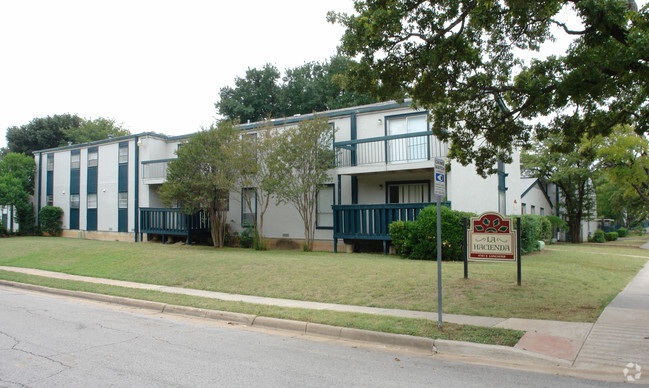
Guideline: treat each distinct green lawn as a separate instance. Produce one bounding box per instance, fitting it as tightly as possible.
[1,237,647,322]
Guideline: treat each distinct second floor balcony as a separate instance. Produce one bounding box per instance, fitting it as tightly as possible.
[141,159,173,185]
[334,131,449,173]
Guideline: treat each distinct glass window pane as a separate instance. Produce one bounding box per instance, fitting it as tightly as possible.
[47,155,54,171]
[47,195,53,206]
[119,147,128,164]
[317,185,334,227]
[71,153,80,169]
[407,115,427,133]
[88,151,98,167]
[388,117,407,135]
[87,193,97,209]
[70,194,80,209]
[118,192,128,208]
[242,188,256,226]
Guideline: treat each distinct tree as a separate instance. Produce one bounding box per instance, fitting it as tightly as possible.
[64,117,130,145]
[5,114,83,155]
[596,125,649,206]
[595,175,648,227]
[235,122,281,250]
[329,1,649,175]
[216,56,378,123]
[0,153,36,233]
[522,134,597,243]
[268,116,335,251]
[216,64,282,123]
[158,121,240,247]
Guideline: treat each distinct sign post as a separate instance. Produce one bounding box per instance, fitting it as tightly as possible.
[434,158,445,328]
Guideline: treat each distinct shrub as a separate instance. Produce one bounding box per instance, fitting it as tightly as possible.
[39,206,63,235]
[239,227,253,248]
[616,228,628,238]
[518,215,550,254]
[0,220,6,236]
[592,229,605,243]
[389,206,469,261]
[605,232,619,241]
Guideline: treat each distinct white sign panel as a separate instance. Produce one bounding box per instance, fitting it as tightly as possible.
[434,158,446,197]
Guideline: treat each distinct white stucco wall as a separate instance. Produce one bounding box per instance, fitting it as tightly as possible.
[97,143,119,232]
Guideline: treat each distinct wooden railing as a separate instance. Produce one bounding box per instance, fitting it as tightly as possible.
[140,208,210,243]
[332,202,451,241]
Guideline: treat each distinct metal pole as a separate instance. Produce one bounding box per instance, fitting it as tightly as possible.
[517,217,522,286]
[463,217,468,279]
[436,196,443,328]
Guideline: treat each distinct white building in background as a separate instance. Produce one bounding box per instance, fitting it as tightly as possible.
[1,205,18,233]
[33,100,522,252]
[520,177,599,241]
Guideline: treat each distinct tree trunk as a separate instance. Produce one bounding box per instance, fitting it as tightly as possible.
[569,218,582,243]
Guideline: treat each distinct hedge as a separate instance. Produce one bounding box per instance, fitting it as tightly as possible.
[389,206,475,261]
[39,206,63,235]
[517,215,552,254]
[616,228,628,237]
[591,229,605,243]
[605,232,619,241]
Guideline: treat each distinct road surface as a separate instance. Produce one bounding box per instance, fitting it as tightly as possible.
[0,287,626,387]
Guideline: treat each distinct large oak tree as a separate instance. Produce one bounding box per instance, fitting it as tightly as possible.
[329,0,648,175]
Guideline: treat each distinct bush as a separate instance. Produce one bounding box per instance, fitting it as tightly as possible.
[592,229,605,243]
[616,228,628,237]
[239,227,253,248]
[0,220,6,236]
[605,232,619,241]
[389,206,472,261]
[517,215,551,254]
[39,206,63,235]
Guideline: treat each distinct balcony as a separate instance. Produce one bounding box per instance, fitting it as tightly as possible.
[334,131,449,173]
[333,202,451,242]
[141,159,172,184]
[140,208,211,243]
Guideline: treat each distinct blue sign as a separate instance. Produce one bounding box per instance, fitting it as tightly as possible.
[435,173,445,183]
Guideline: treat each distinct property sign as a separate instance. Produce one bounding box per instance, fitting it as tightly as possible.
[434,158,445,197]
[468,212,517,261]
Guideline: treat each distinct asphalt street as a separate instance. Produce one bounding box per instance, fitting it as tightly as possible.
[0,287,627,387]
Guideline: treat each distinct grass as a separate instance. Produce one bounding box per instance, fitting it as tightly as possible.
[0,269,523,346]
[603,235,649,246]
[0,236,647,322]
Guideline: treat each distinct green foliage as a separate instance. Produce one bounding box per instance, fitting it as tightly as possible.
[267,116,335,251]
[0,153,36,233]
[159,121,240,248]
[616,228,628,237]
[329,1,649,176]
[39,206,63,235]
[216,56,377,123]
[389,206,466,261]
[605,232,619,242]
[592,229,606,243]
[545,215,567,232]
[595,125,649,225]
[5,114,82,155]
[518,215,551,254]
[0,220,6,236]
[64,117,130,145]
[522,134,597,243]
[238,228,253,248]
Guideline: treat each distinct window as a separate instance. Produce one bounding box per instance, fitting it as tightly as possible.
[47,155,54,171]
[531,205,536,215]
[241,188,256,227]
[540,207,545,216]
[521,203,526,214]
[70,194,80,209]
[47,195,53,206]
[119,145,128,164]
[118,192,128,209]
[71,152,80,169]
[87,193,97,209]
[316,185,334,228]
[388,182,427,204]
[387,114,428,163]
[88,149,98,167]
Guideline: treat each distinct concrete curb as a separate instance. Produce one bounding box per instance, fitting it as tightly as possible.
[0,280,567,367]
